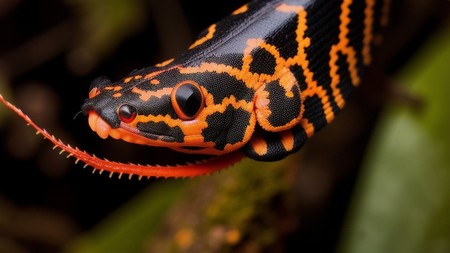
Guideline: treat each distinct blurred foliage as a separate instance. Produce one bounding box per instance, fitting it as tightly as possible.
[63,0,147,73]
[65,0,146,52]
[337,22,450,253]
[63,180,187,253]
[63,157,299,253]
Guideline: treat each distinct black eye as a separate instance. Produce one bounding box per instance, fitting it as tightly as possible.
[171,82,204,120]
[118,104,137,123]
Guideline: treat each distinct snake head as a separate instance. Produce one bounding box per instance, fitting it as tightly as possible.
[81,65,257,155]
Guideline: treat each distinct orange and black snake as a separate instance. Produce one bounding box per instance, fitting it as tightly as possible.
[0,0,391,178]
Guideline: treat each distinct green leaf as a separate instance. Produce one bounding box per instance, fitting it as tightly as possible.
[337,24,450,253]
[63,180,187,253]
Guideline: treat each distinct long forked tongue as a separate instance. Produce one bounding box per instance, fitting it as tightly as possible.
[0,94,244,179]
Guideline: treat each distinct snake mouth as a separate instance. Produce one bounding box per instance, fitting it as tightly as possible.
[0,94,244,178]
[87,111,175,146]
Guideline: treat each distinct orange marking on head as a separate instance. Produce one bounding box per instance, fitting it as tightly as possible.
[179,63,259,90]
[125,112,231,155]
[118,113,211,152]
[132,114,182,129]
[208,95,256,151]
[255,74,303,132]
[241,39,257,72]
[243,38,285,69]
[156,58,174,67]
[127,101,207,139]
[144,65,179,79]
[124,77,133,83]
[242,38,298,92]
[278,69,298,98]
[131,87,172,101]
[88,87,100,99]
[198,95,254,137]
[113,93,122,98]
[189,24,216,49]
[103,86,122,91]
[150,79,160,85]
[232,4,248,15]
[210,95,254,113]
[178,94,255,153]
[135,75,143,80]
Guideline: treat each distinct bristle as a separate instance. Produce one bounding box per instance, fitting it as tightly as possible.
[109,171,114,178]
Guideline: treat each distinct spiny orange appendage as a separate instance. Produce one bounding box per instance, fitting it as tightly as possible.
[0,94,244,179]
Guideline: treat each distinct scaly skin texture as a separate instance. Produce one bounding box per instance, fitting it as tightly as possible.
[0,0,390,178]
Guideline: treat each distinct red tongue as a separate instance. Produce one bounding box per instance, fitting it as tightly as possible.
[0,94,244,179]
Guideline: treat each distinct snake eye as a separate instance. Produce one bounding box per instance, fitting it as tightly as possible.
[171,82,204,120]
[118,104,137,123]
